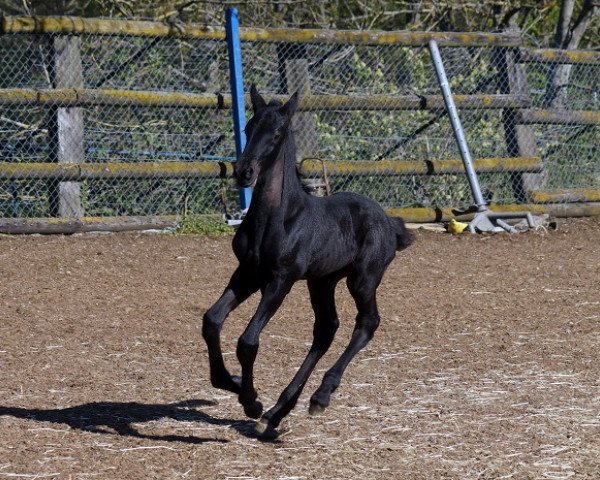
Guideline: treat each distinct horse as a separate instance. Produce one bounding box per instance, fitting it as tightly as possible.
[202,85,412,438]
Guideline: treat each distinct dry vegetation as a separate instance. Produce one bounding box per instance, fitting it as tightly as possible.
[0,217,599,479]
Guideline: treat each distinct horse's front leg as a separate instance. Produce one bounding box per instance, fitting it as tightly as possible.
[236,275,293,419]
[203,265,258,394]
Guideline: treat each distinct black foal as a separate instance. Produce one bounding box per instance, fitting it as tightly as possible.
[202,85,412,437]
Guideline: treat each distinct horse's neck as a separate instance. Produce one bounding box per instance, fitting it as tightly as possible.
[250,134,303,217]
[241,134,304,256]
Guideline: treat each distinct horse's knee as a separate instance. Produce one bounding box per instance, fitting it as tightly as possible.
[236,335,262,412]
[313,316,340,349]
[202,309,221,341]
[357,313,380,340]
[236,335,259,365]
[328,316,340,334]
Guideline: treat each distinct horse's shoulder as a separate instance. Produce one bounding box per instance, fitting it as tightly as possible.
[232,222,256,259]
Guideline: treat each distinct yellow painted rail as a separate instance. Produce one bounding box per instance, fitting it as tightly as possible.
[0,16,522,46]
[265,93,530,111]
[519,48,600,66]
[0,88,530,111]
[517,109,600,126]
[237,28,521,46]
[1,16,226,39]
[0,161,234,180]
[0,88,223,108]
[529,188,600,204]
[0,157,541,181]
[385,203,600,223]
[300,157,542,176]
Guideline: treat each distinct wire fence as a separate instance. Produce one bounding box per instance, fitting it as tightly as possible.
[0,16,598,229]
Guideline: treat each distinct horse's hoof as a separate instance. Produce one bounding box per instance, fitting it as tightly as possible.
[243,400,263,419]
[308,402,326,416]
[211,374,241,393]
[254,418,279,439]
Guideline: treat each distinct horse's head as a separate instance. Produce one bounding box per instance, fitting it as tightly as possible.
[234,85,299,188]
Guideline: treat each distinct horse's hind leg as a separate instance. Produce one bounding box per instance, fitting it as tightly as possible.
[309,269,383,415]
[256,276,340,437]
[202,266,258,394]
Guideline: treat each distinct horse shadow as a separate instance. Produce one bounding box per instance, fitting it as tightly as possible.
[0,399,263,444]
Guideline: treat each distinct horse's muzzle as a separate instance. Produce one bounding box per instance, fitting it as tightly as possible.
[234,164,256,188]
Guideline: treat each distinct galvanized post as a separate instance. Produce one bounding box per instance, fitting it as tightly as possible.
[428,39,487,212]
[428,39,533,233]
[226,8,252,210]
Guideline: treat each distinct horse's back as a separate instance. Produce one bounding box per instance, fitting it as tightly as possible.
[317,192,398,258]
[325,192,411,250]
[324,192,391,232]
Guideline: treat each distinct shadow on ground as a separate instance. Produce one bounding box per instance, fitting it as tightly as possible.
[0,399,262,444]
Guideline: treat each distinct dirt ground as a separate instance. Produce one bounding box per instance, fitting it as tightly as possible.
[0,217,599,479]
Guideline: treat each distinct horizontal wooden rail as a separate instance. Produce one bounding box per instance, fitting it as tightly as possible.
[529,188,600,204]
[300,157,542,176]
[1,16,522,46]
[0,215,179,234]
[0,161,234,180]
[517,109,600,126]
[385,202,600,223]
[0,88,530,111]
[0,157,541,181]
[266,93,530,111]
[2,202,599,234]
[519,48,600,66]
[237,28,521,46]
[1,16,227,40]
[0,88,223,108]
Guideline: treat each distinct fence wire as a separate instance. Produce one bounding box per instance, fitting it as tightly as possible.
[244,40,599,210]
[0,30,236,219]
[0,21,598,223]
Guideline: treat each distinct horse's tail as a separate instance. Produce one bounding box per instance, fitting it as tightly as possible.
[388,216,413,251]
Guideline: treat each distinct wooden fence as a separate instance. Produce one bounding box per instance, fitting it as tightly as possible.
[0,16,599,232]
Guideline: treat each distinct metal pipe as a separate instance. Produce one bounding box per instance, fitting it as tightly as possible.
[428,39,487,211]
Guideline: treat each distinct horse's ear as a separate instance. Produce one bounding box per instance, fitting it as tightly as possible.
[281,91,299,119]
[250,84,266,113]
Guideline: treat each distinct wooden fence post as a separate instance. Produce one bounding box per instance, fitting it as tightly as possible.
[497,39,546,202]
[277,43,317,161]
[48,35,84,218]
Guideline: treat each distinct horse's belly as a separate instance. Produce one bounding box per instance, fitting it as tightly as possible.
[303,243,354,279]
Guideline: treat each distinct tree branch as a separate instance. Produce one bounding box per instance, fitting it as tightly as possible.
[555,0,575,47]
[567,0,597,49]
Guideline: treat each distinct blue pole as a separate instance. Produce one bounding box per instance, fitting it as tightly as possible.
[226,8,252,210]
